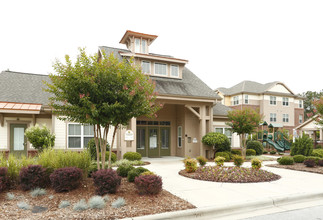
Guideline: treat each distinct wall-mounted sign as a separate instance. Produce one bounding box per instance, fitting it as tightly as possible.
[125,130,134,141]
[192,138,198,143]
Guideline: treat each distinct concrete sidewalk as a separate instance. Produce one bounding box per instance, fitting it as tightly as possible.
[125,156,323,219]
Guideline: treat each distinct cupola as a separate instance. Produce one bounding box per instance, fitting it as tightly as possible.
[119,30,158,54]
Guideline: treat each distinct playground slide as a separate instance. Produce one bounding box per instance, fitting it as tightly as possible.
[264,139,284,152]
[277,140,291,151]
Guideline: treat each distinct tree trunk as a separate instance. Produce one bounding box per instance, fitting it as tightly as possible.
[108,125,118,169]
[241,133,247,158]
[94,124,100,170]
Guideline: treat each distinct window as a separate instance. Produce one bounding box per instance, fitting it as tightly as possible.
[270,113,276,122]
[215,128,223,133]
[299,115,303,124]
[244,95,249,104]
[233,96,239,105]
[178,126,182,148]
[141,61,150,74]
[135,38,140,53]
[141,39,147,54]
[270,96,276,105]
[214,127,232,143]
[68,124,94,148]
[154,63,167,76]
[283,97,289,106]
[283,114,289,123]
[170,65,179,77]
[299,100,303,108]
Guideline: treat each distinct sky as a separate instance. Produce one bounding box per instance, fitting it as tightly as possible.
[0,0,322,95]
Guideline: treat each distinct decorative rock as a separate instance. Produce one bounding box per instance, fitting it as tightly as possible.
[32,206,48,213]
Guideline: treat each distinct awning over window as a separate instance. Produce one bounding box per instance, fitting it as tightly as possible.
[0,102,42,114]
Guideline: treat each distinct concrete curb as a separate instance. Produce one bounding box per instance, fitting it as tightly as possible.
[123,191,323,220]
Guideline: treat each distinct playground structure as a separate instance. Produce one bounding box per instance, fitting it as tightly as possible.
[257,122,291,152]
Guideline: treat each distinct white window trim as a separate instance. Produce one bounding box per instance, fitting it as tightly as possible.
[141,60,151,74]
[214,127,232,143]
[299,115,303,124]
[270,113,277,122]
[299,100,303,108]
[141,39,147,54]
[282,97,289,106]
[270,96,277,105]
[233,96,239,105]
[67,123,94,149]
[283,114,289,123]
[170,64,179,78]
[154,62,168,76]
[177,126,182,148]
[244,94,249,104]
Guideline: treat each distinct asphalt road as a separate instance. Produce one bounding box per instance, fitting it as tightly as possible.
[243,205,323,220]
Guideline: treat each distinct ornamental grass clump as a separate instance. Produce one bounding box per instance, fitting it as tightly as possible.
[233,155,244,167]
[251,158,262,169]
[89,196,106,209]
[92,169,121,195]
[196,156,207,166]
[19,165,49,191]
[30,188,47,197]
[59,200,71,209]
[134,174,162,195]
[73,199,88,211]
[111,197,126,208]
[214,156,225,166]
[6,192,15,200]
[17,201,31,210]
[184,158,198,173]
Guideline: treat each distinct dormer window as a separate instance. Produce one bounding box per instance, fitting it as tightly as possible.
[135,39,140,53]
[170,65,179,77]
[155,63,167,76]
[134,38,148,54]
[141,61,150,74]
[142,40,147,54]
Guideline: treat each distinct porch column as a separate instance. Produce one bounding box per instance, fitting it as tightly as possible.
[199,106,206,157]
[320,128,323,141]
[0,113,3,127]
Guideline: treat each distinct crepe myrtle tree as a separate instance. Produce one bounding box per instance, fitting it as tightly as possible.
[45,48,161,169]
[201,132,230,158]
[313,96,323,126]
[226,108,263,158]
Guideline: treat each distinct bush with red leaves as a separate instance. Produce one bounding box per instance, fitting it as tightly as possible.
[304,159,316,167]
[19,165,49,191]
[134,174,162,195]
[50,167,83,192]
[0,167,9,192]
[92,169,121,195]
[318,160,323,167]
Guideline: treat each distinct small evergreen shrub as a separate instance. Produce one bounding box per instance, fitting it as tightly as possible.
[86,138,110,160]
[135,167,149,174]
[196,156,207,166]
[251,158,262,169]
[117,164,135,177]
[99,151,117,163]
[19,165,49,191]
[30,188,47,197]
[88,196,106,209]
[233,155,244,167]
[140,171,155,176]
[304,159,316,167]
[290,134,313,156]
[184,158,198,173]
[277,156,294,165]
[215,152,230,162]
[311,149,323,158]
[231,149,242,156]
[214,156,225,166]
[270,150,276,155]
[113,159,144,167]
[246,149,256,156]
[202,132,231,152]
[50,167,83,192]
[263,151,268,154]
[111,197,126,208]
[92,169,121,195]
[293,155,306,163]
[247,141,264,155]
[73,199,88,211]
[127,167,149,182]
[59,200,71,209]
[318,160,323,166]
[0,167,9,192]
[134,175,162,195]
[17,201,31,210]
[123,152,142,161]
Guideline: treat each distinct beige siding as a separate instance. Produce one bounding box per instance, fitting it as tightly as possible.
[53,115,66,149]
[268,84,290,93]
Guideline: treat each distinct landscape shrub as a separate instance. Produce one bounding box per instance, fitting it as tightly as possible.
[50,167,83,192]
[30,188,47,197]
[318,160,323,167]
[202,132,231,153]
[111,197,126,208]
[38,148,91,175]
[246,149,256,156]
[134,175,162,195]
[277,156,294,165]
[270,150,276,155]
[88,196,106,209]
[0,167,9,192]
[113,159,144,167]
[196,156,207,166]
[19,165,49,191]
[251,158,262,169]
[305,156,320,164]
[293,155,306,163]
[24,124,55,152]
[99,152,117,163]
[123,152,142,161]
[140,171,155,176]
[86,138,110,160]
[184,158,198,173]
[127,167,149,182]
[304,159,316,167]
[214,156,225,166]
[311,149,323,158]
[231,149,242,156]
[247,141,264,155]
[263,151,268,154]
[290,134,313,156]
[233,155,244,167]
[214,152,230,162]
[92,169,121,195]
[116,164,135,177]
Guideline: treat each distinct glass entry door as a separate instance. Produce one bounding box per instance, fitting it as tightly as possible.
[160,127,170,156]
[148,127,159,157]
[136,127,146,157]
[10,124,27,157]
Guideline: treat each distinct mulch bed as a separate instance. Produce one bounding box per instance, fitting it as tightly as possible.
[267,163,323,175]
[0,178,195,220]
[179,166,281,183]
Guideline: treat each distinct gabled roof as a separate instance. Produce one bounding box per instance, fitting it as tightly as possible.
[213,103,232,116]
[294,114,322,130]
[99,46,221,100]
[216,80,302,98]
[0,71,52,105]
